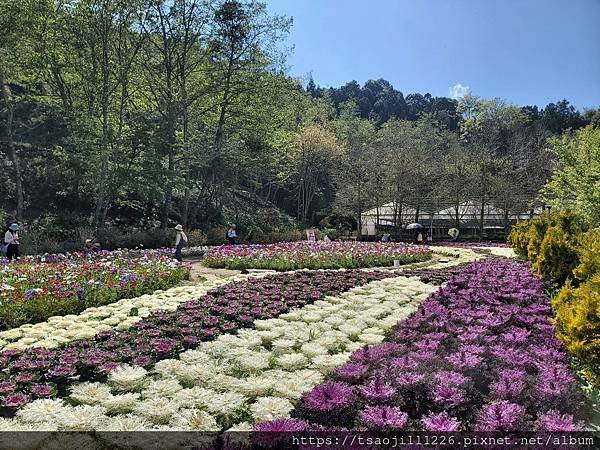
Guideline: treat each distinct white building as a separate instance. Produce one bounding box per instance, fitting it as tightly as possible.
[361,200,544,238]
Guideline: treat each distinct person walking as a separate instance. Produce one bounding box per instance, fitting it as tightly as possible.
[416,231,424,245]
[4,223,20,261]
[227,224,237,245]
[174,224,188,261]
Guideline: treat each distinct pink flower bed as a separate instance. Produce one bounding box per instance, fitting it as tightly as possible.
[257,259,589,432]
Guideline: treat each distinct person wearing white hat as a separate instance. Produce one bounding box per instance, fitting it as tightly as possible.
[174,224,188,261]
[4,223,20,261]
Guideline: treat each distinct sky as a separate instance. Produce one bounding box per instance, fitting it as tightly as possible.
[263,0,600,110]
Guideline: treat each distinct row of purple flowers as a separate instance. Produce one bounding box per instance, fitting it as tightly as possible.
[0,270,395,414]
[257,259,589,433]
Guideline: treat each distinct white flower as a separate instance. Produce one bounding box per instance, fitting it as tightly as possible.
[142,378,183,399]
[311,354,350,372]
[231,376,274,397]
[170,409,220,431]
[133,398,179,424]
[108,365,148,392]
[358,333,385,344]
[16,399,66,424]
[205,392,247,418]
[275,353,308,370]
[236,353,270,373]
[272,378,314,400]
[173,387,217,409]
[70,382,112,405]
[300,342,328,358]
[179,349,213,365]
[271,339,296,354]
[153,359,184,378]
[96,413,153,431]
[101,393,140,414]
[56,405,108,431]
[249,397,294,422]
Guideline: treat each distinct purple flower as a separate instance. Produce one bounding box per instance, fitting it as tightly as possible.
[253,418,307,432]
[3,393,29,409]
[359,406,408,430]
[0,381,17,393]
[359,378,396,403]
[536,410,584,431]
[474,401,525,432]
[421,412,462,432]
[31,383,54,398]
[303,381,354,412]
[335,363,369,382]
[432,384,464,408]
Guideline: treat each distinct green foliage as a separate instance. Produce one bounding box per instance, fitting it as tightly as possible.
[553,274,600,383]
[543,125,600,226]
[574,228,600,282]
[531,224,580,284]
[507,220,531,258]
[205,252,431,271]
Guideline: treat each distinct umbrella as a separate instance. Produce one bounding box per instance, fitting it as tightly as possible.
[406,223,423,230]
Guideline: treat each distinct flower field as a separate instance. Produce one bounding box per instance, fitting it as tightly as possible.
[3,274,436,431]
[0,242,594,438]
[0,250,190,331]
[0,270,393,416]
[203,241,432,270]
[258,259,590,432]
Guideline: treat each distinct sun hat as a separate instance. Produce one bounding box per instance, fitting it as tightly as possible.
[9,223,19,231]
[174,224,183,231]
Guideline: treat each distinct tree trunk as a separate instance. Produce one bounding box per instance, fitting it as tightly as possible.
[479,197,486,241]
[0,69,23,221]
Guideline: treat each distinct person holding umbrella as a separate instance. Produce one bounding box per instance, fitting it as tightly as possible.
[406,223,423,244]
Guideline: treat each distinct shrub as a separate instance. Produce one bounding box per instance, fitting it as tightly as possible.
[206,227,227,245]
[508,220,531,258]
[532,225,580,284]
[574,228,600,282]
[553,274,600,383]
[186,229,207,247]
[526,213,551,263]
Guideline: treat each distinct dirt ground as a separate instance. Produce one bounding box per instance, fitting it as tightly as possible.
[183,257,241,282]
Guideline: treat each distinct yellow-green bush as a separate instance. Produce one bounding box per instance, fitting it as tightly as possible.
[508,220,532,258]
[574,228,600,282]
[553,274,600,382]
[526,212,551,263]
[532,224,580,284]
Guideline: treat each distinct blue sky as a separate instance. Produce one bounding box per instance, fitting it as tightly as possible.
[264,0,600,110]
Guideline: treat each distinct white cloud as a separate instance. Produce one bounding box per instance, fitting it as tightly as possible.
[449,83,470,100]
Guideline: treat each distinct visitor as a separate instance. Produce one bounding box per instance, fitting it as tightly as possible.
[448,227,460,241]
[174,224,188,261]
[227,224,237,245]
[381,233,391,242]
[4,223,20,261]
[84,238,101,253]
[426,229,433,243]
[416,231,424,245]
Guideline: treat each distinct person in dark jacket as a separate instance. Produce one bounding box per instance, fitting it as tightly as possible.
[4,223,20,261]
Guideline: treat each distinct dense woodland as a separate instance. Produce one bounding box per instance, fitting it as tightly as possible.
[1,0,599,244]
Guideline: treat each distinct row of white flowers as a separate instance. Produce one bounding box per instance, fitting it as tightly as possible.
[5,275,438,432]
[0,274,263,351]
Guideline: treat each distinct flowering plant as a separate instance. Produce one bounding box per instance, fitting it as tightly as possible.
[204,241,431,270]
[277,259,589,432]
[0,250,190,330]
[0,269,393,414]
